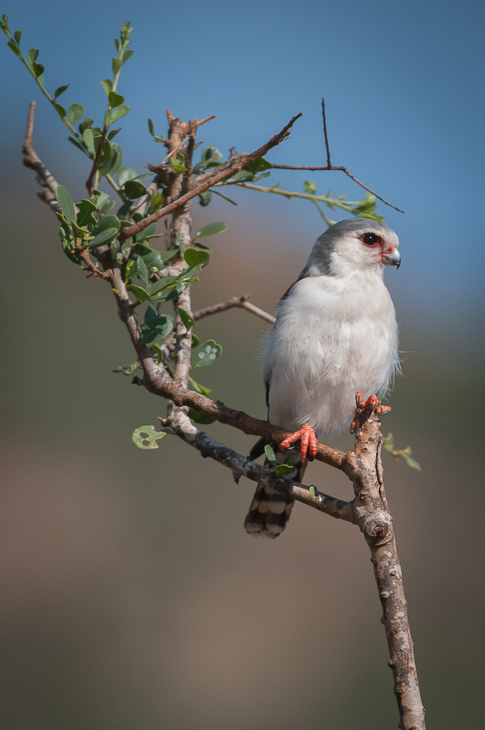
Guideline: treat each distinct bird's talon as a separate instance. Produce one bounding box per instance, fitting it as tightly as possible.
[281,424,318,467]
[351,393,391,433]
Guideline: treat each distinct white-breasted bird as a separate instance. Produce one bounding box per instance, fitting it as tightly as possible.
[244,218,401,538]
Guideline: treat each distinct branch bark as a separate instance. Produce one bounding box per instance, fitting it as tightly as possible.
[192,294,276,325]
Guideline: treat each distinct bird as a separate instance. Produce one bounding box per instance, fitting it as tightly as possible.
[244,218,401,538]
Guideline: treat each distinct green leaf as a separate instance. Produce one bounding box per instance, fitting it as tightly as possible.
[95,214,121,233]
[117,167,140,187]
[53,102,66,119]
[139,314,174,344]
[99,200,116,216]
[123,49,134,64]
[188,409,216,425]
[264,444,277,467]
[144,305,158,323]
[7,41,20,56]
[304,181,317,195]
[141,251,164,274]
[79,117,93,135]
[112,57,122,76]
[56,185,76,222]
[110,104,131,123]
[188,377,212,397]
[275,463,296,476]
[194,222,227,239]
[184,248,210,268]
[193,339,222,368]
[191,334,200,348]
[126,284,152,302]
[136,255,149,285]
[210,189,238,206]
[148,190,164,215]
[148,276,177,295]
[98,142,122,177]
[132,425,168,449]
[68,103,84,125]
[113,361,139,376]
[54,84,69,99]
[28,48,39,64]
[68,136,85,152]
[198,190,212,207]
[199,145,223,170]
[101,79,113,96]
[83,128,95,154]
[108,91,124,108]
[13,29,21,44]
[150,343,164,364]
[135,222,157,241]
[178,307,195,330]
[107,127,122,141]
[87,227,118,248]
[383,433,395,452]
[32,62,45,78]
[124,179,146,199]
[243,157,273,174]
[148,117,155,136]
[403,454,421,471]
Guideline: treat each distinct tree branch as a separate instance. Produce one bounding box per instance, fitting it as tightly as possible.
[23,101,61,212]
[168,408,355,523]
[119,112,303,242]
[192,295,276,325]
[269,97,404,214]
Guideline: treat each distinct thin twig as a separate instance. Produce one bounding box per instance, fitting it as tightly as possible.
[270,164,404,213]
[23,101,61,210]
[192,295,276,324]
[321,97,332,168]
[119,113,303,242]
[85,124,109,196]
[268,97,404,214]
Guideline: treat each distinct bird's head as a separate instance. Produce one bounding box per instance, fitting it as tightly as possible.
[308,218,401,278]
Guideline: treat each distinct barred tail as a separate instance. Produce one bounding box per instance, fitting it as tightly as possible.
[244,442,305,539]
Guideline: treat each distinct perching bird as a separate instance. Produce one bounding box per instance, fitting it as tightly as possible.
[244,218,401,538]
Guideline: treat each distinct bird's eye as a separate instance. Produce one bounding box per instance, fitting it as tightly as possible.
[362,233,378,246]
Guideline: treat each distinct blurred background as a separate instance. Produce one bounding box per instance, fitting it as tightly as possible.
[1,1,484,728]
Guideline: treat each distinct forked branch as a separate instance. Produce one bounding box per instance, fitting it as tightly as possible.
[271,98,404,213]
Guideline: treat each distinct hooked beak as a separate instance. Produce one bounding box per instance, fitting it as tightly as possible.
[383,248,401,269]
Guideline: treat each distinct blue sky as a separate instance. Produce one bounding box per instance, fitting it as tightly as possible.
[2,0,484,329]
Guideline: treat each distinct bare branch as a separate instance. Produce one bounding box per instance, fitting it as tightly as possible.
[192,295,276,325]
[269,98,404,214]
[23,102,61,211]
[321,97,332,168]
[345,410,426,729]
[119,112,303,242]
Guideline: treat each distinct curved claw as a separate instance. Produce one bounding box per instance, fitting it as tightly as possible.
[281,424,318,467]
[351,392,391,433]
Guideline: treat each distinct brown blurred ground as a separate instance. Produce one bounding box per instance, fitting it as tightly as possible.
[0,165,484,730]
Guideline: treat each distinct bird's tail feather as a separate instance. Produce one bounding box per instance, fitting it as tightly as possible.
[244,444,305,539]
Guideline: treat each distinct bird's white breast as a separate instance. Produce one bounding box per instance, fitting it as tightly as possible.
[263,271,399,434]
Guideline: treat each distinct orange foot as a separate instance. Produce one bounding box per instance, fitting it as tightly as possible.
[350,391,391,434]
[280,424,318,467]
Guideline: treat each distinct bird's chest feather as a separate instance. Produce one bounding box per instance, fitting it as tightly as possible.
[265,273,397,386]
